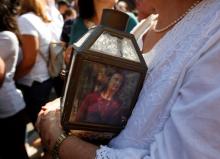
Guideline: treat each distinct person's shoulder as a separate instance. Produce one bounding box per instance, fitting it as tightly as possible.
[0,31,19,57]
[0,31,18,46]
[0,31,17,39]
[127,12,137,20]
[69,17,84,29]
[74,17,85,25]
[86,92,100,98]
[18,12,38,21]
[18,12,42,27]
[196,0,220,37]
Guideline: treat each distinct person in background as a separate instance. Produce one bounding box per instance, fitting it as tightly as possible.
[0,0,29,158]
[61,8,77,45]
[52,7,77,98]
[115,0,129,13]
[115,0,138,32]
[64,0,138,65]
[69,0,137,44]
[37,0,220,159]
[70,0,77,7]
[57,0,70,18]
[120,0,136,12]
[15,0,53,125]
[69,0,79,13]
[44,0,65,98]
[0,57,5,87]
[44,0,64,41]
[63,7,77,21]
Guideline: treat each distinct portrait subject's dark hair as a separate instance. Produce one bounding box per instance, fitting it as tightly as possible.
[78,0,95,20]
[0,0,20,42]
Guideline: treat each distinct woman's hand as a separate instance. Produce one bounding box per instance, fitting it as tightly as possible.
[36,98,98,159]
[36,98,63,151]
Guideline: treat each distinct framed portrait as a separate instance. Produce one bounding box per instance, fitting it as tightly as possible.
[61,59,144,134]
[60,13,147,142]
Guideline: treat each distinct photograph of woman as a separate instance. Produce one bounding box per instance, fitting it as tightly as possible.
[76,71,125,126]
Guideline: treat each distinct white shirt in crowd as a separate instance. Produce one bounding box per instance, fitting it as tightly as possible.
[0,31,25,118]
[45,3,64,41]
[17,12,52,86]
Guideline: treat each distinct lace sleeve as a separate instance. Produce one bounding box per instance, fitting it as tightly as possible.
[96,146,115,159]
[95,145,150,159]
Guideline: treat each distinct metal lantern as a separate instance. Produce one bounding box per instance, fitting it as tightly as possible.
[61,9,147,142]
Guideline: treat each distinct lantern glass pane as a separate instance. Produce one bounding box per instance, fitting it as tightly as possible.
[90,32,140,62]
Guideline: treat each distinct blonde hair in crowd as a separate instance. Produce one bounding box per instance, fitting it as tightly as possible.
[19,0,50,23]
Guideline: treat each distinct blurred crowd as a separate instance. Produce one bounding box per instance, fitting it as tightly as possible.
[0,0,155,158]
[2,0,220,158]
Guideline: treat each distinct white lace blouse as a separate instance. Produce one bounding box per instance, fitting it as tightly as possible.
[96,0,220,158]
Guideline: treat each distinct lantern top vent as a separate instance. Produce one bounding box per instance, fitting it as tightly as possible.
[100,9,129,31]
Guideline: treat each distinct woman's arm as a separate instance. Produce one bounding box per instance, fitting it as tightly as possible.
[59,136,98,159]
[36,99,98,159]
[14,35,39,80]
[0,57,5,87]
[37,32,220,159]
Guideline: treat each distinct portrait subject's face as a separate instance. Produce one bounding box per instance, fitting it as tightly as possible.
[108,73,123,93]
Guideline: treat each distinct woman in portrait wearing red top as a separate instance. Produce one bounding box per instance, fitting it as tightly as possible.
[76,71,124,125]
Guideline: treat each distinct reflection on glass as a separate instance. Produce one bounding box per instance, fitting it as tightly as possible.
[121,38,139,62]
[90,32,140,62]
[68,60,140,126]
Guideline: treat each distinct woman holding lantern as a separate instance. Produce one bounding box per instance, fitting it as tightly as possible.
[37,0,220,159]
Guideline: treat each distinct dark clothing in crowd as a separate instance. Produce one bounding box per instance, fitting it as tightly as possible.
[0,109,29,159]
[61,19,74,44]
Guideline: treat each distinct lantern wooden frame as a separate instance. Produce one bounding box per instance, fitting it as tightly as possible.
[61,10,147,140]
